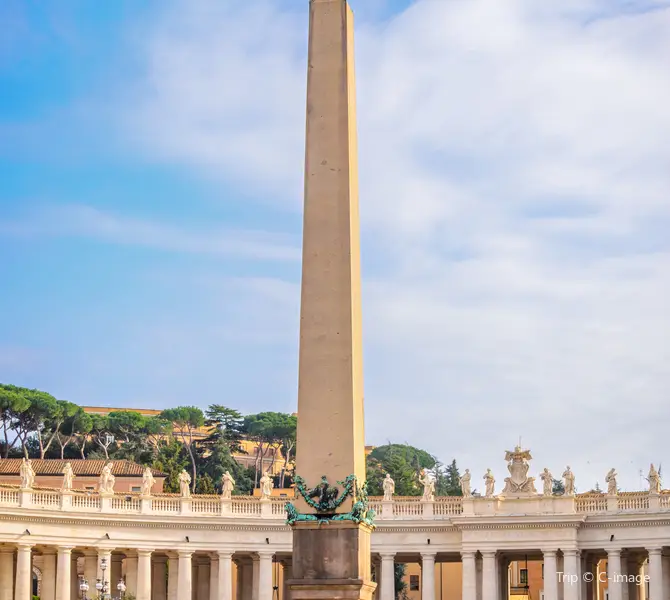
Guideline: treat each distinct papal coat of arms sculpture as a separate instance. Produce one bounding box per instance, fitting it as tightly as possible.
[501,446,538,496]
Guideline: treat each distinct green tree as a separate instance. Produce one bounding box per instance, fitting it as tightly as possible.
[552,479,565,495]
[0,384,30,458]
[160,406,205,492]
[152,438,190,494]
[205,405,244,452]
[366,445,428,497]
[368,444,435,471]
[441,459,463,496]
[242,412,296,487]
[395,564,409,600]
[56,408,92,459]
[5,386,60,458]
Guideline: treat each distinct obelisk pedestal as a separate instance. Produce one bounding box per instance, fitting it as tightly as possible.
[288,1,374,600]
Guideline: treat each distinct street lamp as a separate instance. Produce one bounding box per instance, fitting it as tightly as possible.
[79,577,89,600]
[97,558,110,599]
[116,579,126,599]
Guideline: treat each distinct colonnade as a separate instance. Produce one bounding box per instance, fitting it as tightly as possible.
[0,544,284,600]
[374,546,669,600]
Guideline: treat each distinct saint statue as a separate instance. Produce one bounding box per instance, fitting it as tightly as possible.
[19,458,35,489]
[179,470,192,498]
[605,468,618,496]
[62,462,75,491]
[483,469,495,498]
[141,467,155,497]
[419,470,435,501]
[501,446,537,496]
[99,462,116,495]
[221,471,236,500]
[382,474,395,501]
[259,471,274,498]
[562,466,575,496]
[539,468,553,496]
[648,464,661,494]
[459,469,471,497]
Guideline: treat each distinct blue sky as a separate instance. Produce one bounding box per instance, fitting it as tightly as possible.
[1,0,669,491]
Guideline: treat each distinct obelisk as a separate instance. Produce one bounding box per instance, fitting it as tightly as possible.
[288,1,374,600]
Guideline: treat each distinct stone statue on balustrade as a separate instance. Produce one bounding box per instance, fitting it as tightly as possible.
[383,474,395,501]
[99,462,116,495]
[19,458,35,490]
[562,466,575,496]
[483,469,495,498]
[456,469,470,497]
[179,470,191,498]
[62,462,75,491]
[260,471,274,499]
[501,446,537,496]
[605,468,618,496]
[419,470,435,501]
[141,466,155,497]
[648,464,661,495]
[221,471,236,500]
[540,468,553,496]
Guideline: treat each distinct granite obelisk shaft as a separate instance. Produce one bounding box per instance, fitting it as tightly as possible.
[295,0,366,507]
[290,2,374,600]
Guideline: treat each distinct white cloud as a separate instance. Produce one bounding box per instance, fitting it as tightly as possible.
[0,204,300,262]
[63,0,670,491]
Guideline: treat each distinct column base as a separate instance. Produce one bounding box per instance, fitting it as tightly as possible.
[289,521,376,600]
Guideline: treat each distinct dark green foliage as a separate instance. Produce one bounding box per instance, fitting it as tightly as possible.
[552,479,565,495]
[395,564,409,600]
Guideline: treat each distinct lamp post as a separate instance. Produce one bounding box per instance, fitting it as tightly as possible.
[79,576,90,600]
[115,578,126,599]
[96,558,110,599]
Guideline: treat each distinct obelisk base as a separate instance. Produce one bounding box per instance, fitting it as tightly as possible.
[288,521,376,600]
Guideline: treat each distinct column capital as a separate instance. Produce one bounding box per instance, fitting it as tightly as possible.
[58,546,74,553]
[648,547,663,556]
[380,552,396,561]
[562,549,579,557]
[461,551,477,560]
[218,551,234,560]
[137,548,154,557]
[421,552,437,561]
[543,549,559,557]
[16,542,33,550]
[257,550,275,560]
[178,550,193,559]
[608,548,622,556]
[481,551,497,559]
[0,546,15,554]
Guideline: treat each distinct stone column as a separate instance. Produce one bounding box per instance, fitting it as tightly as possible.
[42,549,57,600]
[280,561,292,600]
[168,556,179,600]
[198,559,211,600]
[563,551,580,600]
[608,550,624,600]
[0,547,14,600]
[111,554,123,596]
[70,554,79,600]
[178,551,193,600]
[258,553,273,600]
[56,547,73,600]
[544,551,559,600]
[422,553,437,600]
[463,552,478,600]
[153,555,168,600]
[14,543,33,600]
[127,554,139,597]
[252,556,260,600]
[137,549,153,600]
[662,556,670,600]
[638,562,647,600]
[380,554,396,600]
[210,556,220,600]
[482,552,498,600]
[648,550,663,600]
[82,551,97,591]
[626,557,638,600]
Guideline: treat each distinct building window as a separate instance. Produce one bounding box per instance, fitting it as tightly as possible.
[85,486,95,491]
[131,486,141,493]
[410,575,420,591]
[520,569,528,585]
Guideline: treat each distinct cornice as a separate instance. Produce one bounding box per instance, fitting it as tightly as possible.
[582,518,670,529]
[0,513,289,532]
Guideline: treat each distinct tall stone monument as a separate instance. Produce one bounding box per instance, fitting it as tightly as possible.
[287,1,375,600]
